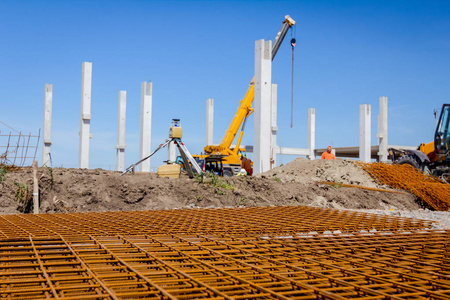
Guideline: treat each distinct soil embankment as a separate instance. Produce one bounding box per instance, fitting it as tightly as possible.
[0,158,422,215]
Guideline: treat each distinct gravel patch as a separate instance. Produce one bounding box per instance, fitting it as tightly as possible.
[347,208,450,229]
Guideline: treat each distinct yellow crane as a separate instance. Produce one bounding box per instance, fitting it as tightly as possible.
[197,15,296,176]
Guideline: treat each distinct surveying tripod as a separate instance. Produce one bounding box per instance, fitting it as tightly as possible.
[120,138,202,178]
[121,119,202,178]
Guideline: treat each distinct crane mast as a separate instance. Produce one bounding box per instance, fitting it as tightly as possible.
[204,15,296,156]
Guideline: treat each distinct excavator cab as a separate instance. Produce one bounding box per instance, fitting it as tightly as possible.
[435,104,450,155]
[388,103,450,182]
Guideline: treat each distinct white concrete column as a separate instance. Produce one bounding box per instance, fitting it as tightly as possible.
[270,84,278,168]
[79,62,92,169]
[139,81,152,172]
[308,108,316,160]
[359,104,371,162]
[115,90,127,172]
[377,96,388,162]
[42,84,53,166]
[168,141,176,163]
[206,98,214,145]
[254,39,272,174]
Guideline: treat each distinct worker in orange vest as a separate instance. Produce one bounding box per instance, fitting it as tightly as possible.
[321,145,335,160]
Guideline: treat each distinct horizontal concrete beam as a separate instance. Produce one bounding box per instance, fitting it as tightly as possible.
[314,145,418,160]
[276,147,310,156]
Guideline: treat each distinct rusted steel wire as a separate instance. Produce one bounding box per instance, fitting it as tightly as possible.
[318,181,406,194]
[0,206,435,239]
[0,131,40,167]
[1,230,449,299]
[357,162,450,211]
[202,231,450,299]
[0,207,448,299]
[0,236,115,299]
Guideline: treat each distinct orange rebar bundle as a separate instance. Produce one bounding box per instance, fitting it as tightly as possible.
[358,162,450,211]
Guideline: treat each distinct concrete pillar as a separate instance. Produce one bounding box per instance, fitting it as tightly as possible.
[79,62,92,169]
[254,39,272,174]
[42,84,53,166]
[377,96,388,162]
[139,81,152,172]
[270,84,277,168]
[308,108,316,160]
[168,141,176,163]
[359,104,371,162]
[115,91,127,172]
[206,98,214,145]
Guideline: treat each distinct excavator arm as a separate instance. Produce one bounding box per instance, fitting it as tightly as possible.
[204,15,296,155]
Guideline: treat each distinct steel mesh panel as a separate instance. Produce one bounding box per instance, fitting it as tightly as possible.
[0,206,448,299]
[358,162,450,210]
[0,206,434,239]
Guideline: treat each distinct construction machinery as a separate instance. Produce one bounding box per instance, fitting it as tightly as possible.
[122,119,202,178]
[195,15,296,176]
[388,104,450,182]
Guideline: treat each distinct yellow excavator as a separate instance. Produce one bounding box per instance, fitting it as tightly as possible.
[194,15,296,176]
[388,104,450,182]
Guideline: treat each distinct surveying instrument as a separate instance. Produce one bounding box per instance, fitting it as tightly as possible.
[121,119,202,178]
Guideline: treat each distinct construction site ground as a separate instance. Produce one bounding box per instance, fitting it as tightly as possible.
[1,158,449,227]
[0,158,429,213]
[1,158,450,299]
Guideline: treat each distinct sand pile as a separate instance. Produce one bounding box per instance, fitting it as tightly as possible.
[258,158,381,187]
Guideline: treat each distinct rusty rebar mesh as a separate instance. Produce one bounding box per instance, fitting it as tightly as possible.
[357,162,450,211]
[0,206,448,299]
[0,230,449,299]
[0,206,435,239]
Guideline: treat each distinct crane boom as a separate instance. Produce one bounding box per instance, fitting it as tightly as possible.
[204,15,296,155]
[272,15,296,60]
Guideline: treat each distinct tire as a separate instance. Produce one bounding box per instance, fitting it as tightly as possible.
[396,154,422,170]
[223,170,233,177]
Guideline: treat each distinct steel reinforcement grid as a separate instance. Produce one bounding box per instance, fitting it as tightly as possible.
[0,206,437,238]
[357,162,450,211]
[0,206,449,299]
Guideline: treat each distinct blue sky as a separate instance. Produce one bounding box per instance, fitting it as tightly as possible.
[1,0,449,170]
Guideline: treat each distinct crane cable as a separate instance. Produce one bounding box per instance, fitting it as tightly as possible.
[290,29,296,128]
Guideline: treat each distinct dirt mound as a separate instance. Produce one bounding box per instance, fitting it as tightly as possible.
[258,158,381,187]
[0,159,424,215]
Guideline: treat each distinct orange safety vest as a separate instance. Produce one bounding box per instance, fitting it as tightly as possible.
[321,152,335,160]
